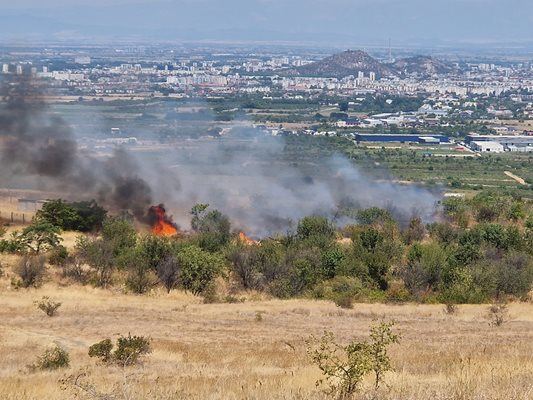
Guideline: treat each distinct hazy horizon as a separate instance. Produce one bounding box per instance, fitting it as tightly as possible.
[1,0,532,48]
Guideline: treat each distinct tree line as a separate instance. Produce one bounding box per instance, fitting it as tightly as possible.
[1,192,532,305]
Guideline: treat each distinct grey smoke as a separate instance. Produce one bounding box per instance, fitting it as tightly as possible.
[0,76,440,236]
[159,130,441,237]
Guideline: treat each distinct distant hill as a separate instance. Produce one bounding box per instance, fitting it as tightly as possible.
[282,50,396,79]
[392,56,453,76]
[281,50,455,79]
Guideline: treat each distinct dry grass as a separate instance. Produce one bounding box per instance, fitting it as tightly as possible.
[0,271,532,400]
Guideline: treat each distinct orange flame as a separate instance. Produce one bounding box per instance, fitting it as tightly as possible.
[149,205,178,237]
[238,231,256,246]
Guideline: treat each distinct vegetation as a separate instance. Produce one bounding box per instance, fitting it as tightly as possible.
[306,321,400,399]
[88,334,152,366]
[34,296,62,317]
[30,345,70,371]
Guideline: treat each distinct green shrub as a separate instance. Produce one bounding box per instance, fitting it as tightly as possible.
[89,335,151,367]
[177,245,225,295]
[31,345,70,371]
[306,321,400,398]
[113,334,152,366]
[312,276,364,307]
[88,339,113,363]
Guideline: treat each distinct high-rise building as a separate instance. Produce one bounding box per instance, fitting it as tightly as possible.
[16,64,23,75]
[358,71,364,79]
[369,72,376,81]
[2,64,9,73]
[43,66,48,73]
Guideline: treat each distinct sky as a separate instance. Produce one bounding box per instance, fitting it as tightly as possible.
[1,0,532,47]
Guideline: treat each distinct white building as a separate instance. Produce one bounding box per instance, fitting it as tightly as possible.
[471,141,504,153]
[2,64,9,73]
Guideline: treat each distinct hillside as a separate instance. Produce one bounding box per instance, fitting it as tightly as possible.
[393,55,453,76]
[281,50,456,79]
[283,50,396,79]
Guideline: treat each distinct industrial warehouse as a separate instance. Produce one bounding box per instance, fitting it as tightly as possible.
[355,133,450,144]
[466,134,533,152]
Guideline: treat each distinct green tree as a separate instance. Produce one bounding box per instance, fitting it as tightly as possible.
[177,245,225,295]
[190,204,231,252]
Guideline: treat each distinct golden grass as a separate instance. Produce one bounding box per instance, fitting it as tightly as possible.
[0,272,532,399]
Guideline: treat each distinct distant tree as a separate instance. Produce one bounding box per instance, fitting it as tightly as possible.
[338,101,349,112]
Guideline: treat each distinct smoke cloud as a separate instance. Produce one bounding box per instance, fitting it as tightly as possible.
[0,75,441,236]
[159,131,441,237]
[0,75,157,220]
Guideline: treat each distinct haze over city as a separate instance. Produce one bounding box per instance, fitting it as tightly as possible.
[1,0,533,47]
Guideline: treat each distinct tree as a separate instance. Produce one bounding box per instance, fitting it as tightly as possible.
[20,221,62,253]
[297,216,336,242]
[77,237,115,288]
[403,243,448,296]
[403,217,426,244]
[190,204,231,252]
[339,101,349,112]
[102,217,137,258]
[120,247,156,294]
[177,245,225,295]
[35,199,107,232]
[228,244,263,290]
[35,199,80,231]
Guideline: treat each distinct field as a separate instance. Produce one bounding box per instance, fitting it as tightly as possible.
[0,278,532,400]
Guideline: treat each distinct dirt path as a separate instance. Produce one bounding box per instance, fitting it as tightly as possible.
[504,171,527,185]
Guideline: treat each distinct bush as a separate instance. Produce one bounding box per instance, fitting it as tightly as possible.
[312,276,364,307]
[48,245,69,266]
[306,321,400,398]
[35,296,62,317]
[88,339,113,363]
[14,255,47,288]
[488,303,508,327]
[113,334,152,366]
[177,245,225,295]
[88,334,151,366]
[31,345,70,371]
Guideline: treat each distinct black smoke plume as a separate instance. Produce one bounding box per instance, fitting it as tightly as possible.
[0,75,153,220]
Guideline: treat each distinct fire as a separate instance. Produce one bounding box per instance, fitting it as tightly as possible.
[238,231,256,246]
[148,204,178,237]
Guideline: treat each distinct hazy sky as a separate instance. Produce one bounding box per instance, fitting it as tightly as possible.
[1,0,532,46]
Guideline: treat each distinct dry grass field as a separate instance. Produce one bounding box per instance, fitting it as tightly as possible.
[0,267,533,400]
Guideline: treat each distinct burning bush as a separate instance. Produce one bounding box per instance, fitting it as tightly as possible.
[148,204,178,237]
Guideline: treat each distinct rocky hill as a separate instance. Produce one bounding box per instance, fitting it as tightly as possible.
[392,55,453,76]
[281,50,453,79]
[283,50,396,79]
